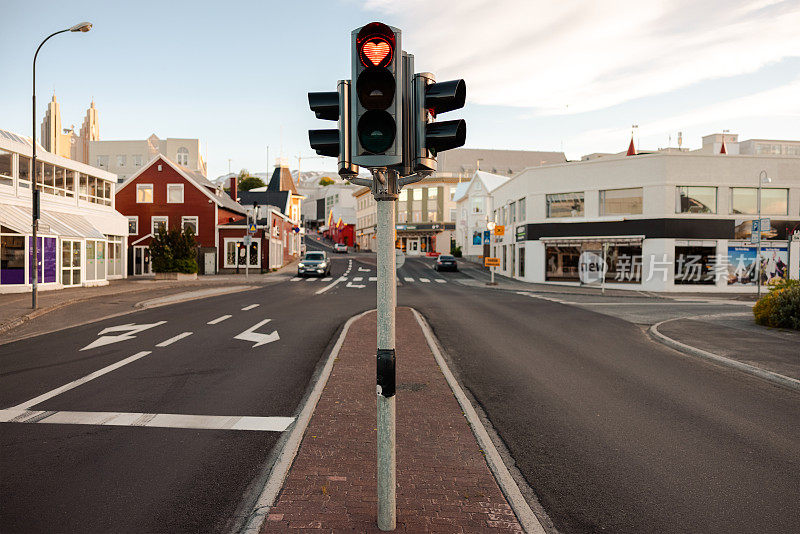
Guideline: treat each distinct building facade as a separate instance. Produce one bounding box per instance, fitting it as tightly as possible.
[90,135,206,183]
[489,145,800,292]
[354,187,377,251]
[454,171,510,260]
[1,129,127,293]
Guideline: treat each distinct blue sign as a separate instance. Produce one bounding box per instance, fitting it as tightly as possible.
[751,220,760,244]
[248,223,257,234]
[483,230,490,244]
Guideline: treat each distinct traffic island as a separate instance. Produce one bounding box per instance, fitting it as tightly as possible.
[261,308,527,532]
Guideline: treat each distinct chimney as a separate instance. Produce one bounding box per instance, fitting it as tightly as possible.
[229,175,238,201]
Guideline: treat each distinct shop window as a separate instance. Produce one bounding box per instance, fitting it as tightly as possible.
[730,188,788,215]
[0,149,12,186]
[674,246,716,285]
[1,234,26,285]
[546,243,642,283]
[167,183,184,203]
[18,155,31,187]
[676,186,716,214]
[600,188,643,216]
[547,192,584,218]
[137,184,154,203]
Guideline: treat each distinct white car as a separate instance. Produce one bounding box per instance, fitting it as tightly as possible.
[334,243,348,253]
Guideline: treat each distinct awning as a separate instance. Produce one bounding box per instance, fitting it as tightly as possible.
[0,204,105,239]
[540,235,644,247]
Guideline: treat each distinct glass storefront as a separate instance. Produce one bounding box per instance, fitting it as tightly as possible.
[674,246,716,285]
[1,233,25,285]
[546,242,643,283]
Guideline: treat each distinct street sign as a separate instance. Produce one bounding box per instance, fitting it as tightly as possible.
[761,218,771,232]
[248,222,257,234]
[244,235,252,246]
[751,220,760,244]
[494,225,505,236]
[483,230,490,244]
[484,257,500,267]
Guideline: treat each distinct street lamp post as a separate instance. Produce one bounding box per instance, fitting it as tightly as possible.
[31,22,92,309]
[487,221,496,285]
[756,170,771,298]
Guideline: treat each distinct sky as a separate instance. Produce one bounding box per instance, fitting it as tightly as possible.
[2,0,799,180]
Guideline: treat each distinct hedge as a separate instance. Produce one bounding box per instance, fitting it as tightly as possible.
[753,279,800,330]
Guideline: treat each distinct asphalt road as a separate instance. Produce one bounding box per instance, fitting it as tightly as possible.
[2,240,798,533]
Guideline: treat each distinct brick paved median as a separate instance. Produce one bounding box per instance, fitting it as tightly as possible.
[262,307,522,533]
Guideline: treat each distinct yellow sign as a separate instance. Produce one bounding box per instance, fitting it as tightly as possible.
[494,225,505,236]
[484,257,501,267]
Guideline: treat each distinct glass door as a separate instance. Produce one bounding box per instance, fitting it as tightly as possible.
[61,240,82,286]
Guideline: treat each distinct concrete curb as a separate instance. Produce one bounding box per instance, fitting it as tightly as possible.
[649,318,800,392]
[411,308,547,534]
[240,310,372,534]
[134,285,258,309]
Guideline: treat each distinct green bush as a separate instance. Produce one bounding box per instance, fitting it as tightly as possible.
[150,226,198,274]
[753,279,800,330]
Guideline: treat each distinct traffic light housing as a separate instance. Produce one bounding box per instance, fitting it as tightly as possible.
[351,22,403,168]
[411,74,466,173]
[308,83,358,177]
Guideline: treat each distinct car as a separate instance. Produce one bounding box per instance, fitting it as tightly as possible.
[297,251,331,277]
[334,243,348,253]
[434,255,458,272]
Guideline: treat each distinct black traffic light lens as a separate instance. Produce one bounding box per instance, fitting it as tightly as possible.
[357,110,395,154]
[356,67,395,110]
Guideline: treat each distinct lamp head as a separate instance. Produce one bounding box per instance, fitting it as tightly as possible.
[487,221,496,231]
[70,22,92,33]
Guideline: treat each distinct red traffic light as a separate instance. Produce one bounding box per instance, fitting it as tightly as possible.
[357,22,395,68]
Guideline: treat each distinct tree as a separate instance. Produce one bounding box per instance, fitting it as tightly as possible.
[319,176,335,186]
[150,226,198,273]
[239,176,266,191]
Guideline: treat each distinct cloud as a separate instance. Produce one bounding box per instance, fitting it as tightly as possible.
[361,0,800,114]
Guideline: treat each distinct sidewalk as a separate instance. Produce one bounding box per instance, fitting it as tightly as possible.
[653,313,800,384]
[262,308,525,533]
[0,260,297,342]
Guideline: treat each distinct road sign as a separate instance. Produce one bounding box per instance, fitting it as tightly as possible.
[248,222,257,234]
[761,218,771,232]
[484,257,501,267]
[751,220,760,244]
[483,230,490,244]
[494,225,505,236]
[244,235,252,246]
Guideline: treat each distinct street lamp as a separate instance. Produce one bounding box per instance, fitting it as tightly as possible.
[31,22,92,309]
[486,221,497,285]
[756,170,771,298]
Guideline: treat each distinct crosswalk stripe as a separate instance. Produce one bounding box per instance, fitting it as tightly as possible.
[290,277,301,281]
[435,279,446,283]
[306,277,317,282]
[353,277,363,281]
[419,278,430,283]
[404,277,414,282]
[369,277,377,282]
[321,277,332,281]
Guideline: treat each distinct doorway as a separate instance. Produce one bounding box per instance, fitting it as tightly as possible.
[133,246,151,275]
[407,238,420,256]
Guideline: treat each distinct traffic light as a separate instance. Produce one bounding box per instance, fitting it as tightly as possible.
[308,83,358,177]
[351,22,403,168]
[411,74,466,173]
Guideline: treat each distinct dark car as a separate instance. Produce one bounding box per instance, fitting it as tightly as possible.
[298,251,331,277]
[434,255,458,272]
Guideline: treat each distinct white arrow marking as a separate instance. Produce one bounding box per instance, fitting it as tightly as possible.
[234,319,280,348]
[358,267,370,272]
[346,282,365,288]
[81,321,166,351]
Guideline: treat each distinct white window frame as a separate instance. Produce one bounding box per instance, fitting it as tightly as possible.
[223,238,260,268]
[167,183,184,203]
[181,216,199,235]
[117,155,126,168]
[127,216,138,235]
[152,216,168,235]
[177,147,189,166]
[137,183,153,203]
[133,154,143,167]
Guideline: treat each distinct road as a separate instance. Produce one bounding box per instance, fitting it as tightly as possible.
[2,237,798,533]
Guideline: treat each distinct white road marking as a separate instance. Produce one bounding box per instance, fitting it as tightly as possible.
[234,319,280,348]
[10,351,153,410]
[207,314,232,325]
[358,267,370,272]
[346,282,366,288]
[435,279,446,283]
[156,332,193,347]
[369,277,377,282]
[242,304,260,311]
[305,277,318,282]
[80,321,166,351]
[290,277,301,281]
[0,409,295,432]
[404,277,414,282]
[315,276,345,295]
[353,277,363,281]
[321,277,332,281]
[419,278,430,283]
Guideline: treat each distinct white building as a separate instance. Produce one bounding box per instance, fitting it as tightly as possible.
[1,129,128,293]
[489,142,800,292]
[90,134,207,183]
[454,171,510,260]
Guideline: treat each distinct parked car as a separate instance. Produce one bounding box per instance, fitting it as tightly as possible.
[434,255,458,272]
[298,251,331,277]
[334,243,348,253]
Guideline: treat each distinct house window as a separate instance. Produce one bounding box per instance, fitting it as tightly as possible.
[427,186,438,199]
[181,216,198,235]
[224,239,260,268]
[18,155,31,185]
[96,155,109,168]
[449,208,456,221]
[472,197,484,213]
[730,188,788,215]
[412,188,422,200]
[412,210,421,222]
[427,210,438,222]
[676,186,716,214]
[398,211,408,223]
[546,192,584,218]
[600,187,643,216]
[117,155,126,168]
[127,216,138,235]
[137,184,153,203]
[509,201,516,223]
[133,154,143,167]
[152,216,168,235]
[177,147,189,166]
[0,149,12,187]
[167,183,184,203]
[518,197,526,221]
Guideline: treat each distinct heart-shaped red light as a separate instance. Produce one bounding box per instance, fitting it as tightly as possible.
[362,39,391,66]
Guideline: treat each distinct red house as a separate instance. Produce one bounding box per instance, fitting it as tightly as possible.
[115,155,247,275]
